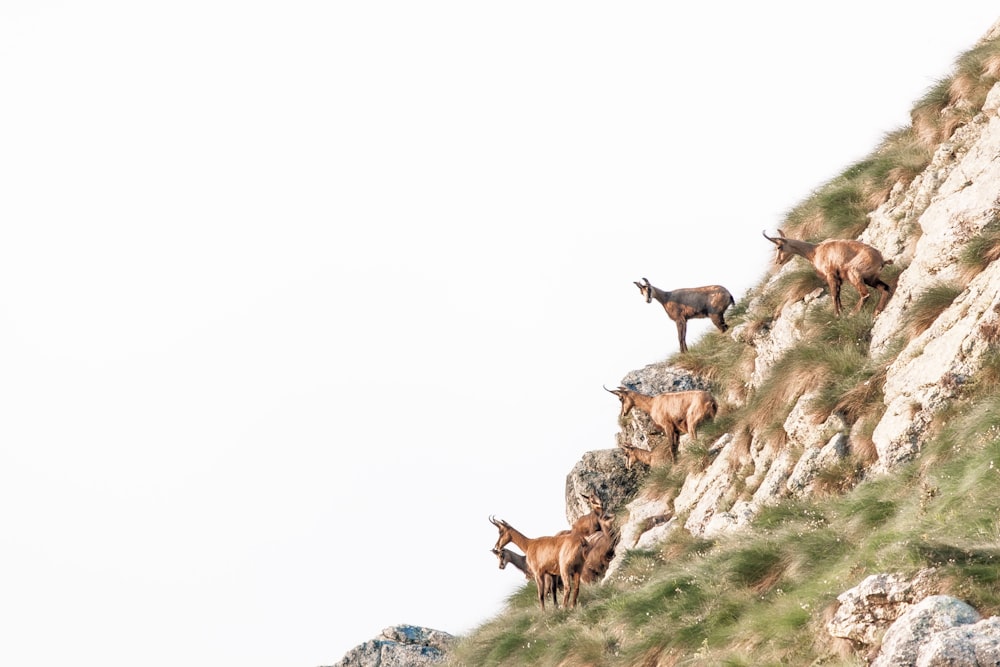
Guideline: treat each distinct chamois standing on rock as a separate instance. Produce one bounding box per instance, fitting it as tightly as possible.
[633,278,735,352]
[489,516,587,610]
[618,441,669,470]
[605,386,717,463]
[762,229,894,316]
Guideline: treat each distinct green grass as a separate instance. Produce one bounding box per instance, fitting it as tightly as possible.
[450,411,1000,665]
[447,32,1000,667]
[451,361,1000,666]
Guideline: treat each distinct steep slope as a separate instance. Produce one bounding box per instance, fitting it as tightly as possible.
[450,17,1000,667]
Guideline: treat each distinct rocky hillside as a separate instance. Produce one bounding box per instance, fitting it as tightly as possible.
[335,18,1000,667]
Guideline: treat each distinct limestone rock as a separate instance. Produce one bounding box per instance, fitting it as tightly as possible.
[618,361,711,395]
[328,625,454,667]
[915,616,1000,666]
[786,433,849,498]
[828,569,939,646]
[872,596,981,667]
[564,448,641,525]
[872,259,1000,472]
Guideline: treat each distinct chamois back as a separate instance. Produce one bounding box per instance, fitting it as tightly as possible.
[762,229,893,315]
[606,385,718,462]
[633,278,735,352]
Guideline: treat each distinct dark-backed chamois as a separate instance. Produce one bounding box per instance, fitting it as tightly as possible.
[762,229,893,316]
[633,278,734,352]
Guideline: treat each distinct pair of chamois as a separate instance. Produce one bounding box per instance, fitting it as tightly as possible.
[490,229,894,610]
[489,492,617,610]
[635,229,894,354]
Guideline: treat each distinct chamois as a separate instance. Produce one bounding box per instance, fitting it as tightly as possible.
[633,278,735,352]
[489,516,586,610]
[490,547,562,608]
[762,229,894,316]
[581,510,618,584]
[618,442,671,469]
[569,491,608,536]
[605,386,717,463]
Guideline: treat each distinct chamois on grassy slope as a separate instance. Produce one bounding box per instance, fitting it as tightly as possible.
[633,278,735,352]
[581,509,618,584]
[489,516,586,610]
[762,229,894,316]
[490,547,562,608]
[605,386,717,463]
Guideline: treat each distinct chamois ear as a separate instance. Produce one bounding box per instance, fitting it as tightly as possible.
[777,228,787,238]
[490,548,500,555]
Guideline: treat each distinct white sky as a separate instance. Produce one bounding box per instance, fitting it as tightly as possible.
[2,3,998,666]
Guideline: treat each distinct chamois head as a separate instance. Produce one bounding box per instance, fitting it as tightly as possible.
[580,491,603,514]
[604,385,635,418]
[490,548,509,570]
[761,229,796,266]
[489,516,514,552]
[633,277,653,303]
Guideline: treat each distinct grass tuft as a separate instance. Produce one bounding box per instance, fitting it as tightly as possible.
[903,282,963,338]
[958,217,1000,284]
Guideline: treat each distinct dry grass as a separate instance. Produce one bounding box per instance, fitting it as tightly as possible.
[958,218,1000,284]
[903,282,963,338]
[911,77,959,147]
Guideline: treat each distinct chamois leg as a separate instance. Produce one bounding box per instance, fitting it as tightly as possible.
[569,571,581,608]
[709,312,728,333]
[849,274,871,315]
[869,277,893,315]
[665,428,679,463]
[534,573,546,610]
[685,414,698,442]
[826,274,843,315]
[675,317,688,352]
[545,574,559,609]
[561,567,581,609]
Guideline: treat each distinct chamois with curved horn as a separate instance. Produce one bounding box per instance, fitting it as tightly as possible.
[605,385,717,463]
[633,278,734,353]
[489,515,586,610]
[761,228,894,316]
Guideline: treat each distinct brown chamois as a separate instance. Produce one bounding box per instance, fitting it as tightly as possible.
[581,510,618,584]
[490,547,562,608]
[569,491,608,536]
[633,278,735,352]
[605,385,717,463]
[618,442,672,469]
[489,516,586,610]
[762,229,894,316]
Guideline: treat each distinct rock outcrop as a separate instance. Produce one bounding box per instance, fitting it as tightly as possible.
[336,19,1000,667]
[327,625,453,667]
[595,80,1000,557]
[561,34,1000,665]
